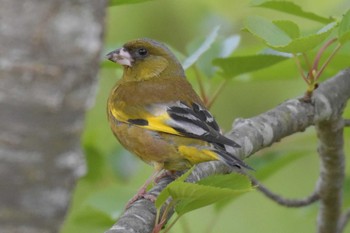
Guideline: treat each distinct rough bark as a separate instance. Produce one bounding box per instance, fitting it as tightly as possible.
[0,1,106,232]
[313,70,350,233]
[106,69,350,233]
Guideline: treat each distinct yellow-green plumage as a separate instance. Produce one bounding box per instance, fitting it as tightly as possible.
[107,38,248,172]
[108,76,219,170]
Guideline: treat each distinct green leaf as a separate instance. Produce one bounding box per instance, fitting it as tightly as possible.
[170,174,252,216]
[275,22,336,53]
[244,16,292,47]
[156,172,252,215]
[338,9,350,44]
[213,54,288,79]
[210,173,255,211]
[253,1,334,24]
[186,34,240,77]
[183,26,220,70]
[273,20,300,39]
[109,0,155,6]
[245,16,337,53]
[155,167,194,208]
[155,188,170,209]
[219,35,241,58]
[198,173,251,190]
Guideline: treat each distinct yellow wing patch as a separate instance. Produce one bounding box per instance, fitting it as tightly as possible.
[144,113,180,135]
[178,145,219,165]
[110,107,181,135]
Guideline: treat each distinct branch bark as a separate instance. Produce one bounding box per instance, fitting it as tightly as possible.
[250,175,319,207]
[106,69,350,233]
[313,71,349,233]
[0,1,106,232]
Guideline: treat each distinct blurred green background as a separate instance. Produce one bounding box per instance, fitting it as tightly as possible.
[61,0,350,232]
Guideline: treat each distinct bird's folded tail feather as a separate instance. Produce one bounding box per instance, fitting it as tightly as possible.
[178,145,252,170]
[212,148,253,170]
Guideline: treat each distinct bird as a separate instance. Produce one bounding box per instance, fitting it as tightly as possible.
[106,38,250,205]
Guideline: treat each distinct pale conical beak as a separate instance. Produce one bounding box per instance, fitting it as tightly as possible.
[106,48,134,67]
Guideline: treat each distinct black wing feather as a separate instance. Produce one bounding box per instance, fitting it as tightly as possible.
[192,103,220,131]
[167,101,251,170]
[167,101,240,148]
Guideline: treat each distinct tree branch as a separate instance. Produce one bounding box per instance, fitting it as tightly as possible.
[313,71,349,233]
[106,69,350,233]
[250,175,319,207]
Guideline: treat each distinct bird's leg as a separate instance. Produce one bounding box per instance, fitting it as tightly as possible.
[125,169,163,209]
[154,170,177,183]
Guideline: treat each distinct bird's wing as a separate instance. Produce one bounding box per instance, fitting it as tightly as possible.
[110,100,240,148]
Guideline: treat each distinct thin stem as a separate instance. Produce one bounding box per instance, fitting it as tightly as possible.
[312,38,338,71]
[293,54,309,84]
[153,200,177,233]
[193,66,208,104]
[162,215,181,233]
[206,79,228,109]
[302,53,312,71]
[250,175,319,207]
[160,200,175,223]
[155,209,161,230]
[315,44,342,81]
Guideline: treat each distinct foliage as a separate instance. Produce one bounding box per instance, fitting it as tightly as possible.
[108,0,154,6]
[61,1,350,233]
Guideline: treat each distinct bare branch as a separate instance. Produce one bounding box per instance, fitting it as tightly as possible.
[339,208,350,232]
[106,69,350,233]
[313,70,350,233]
[107,162,233,233]
[250,175,319,207]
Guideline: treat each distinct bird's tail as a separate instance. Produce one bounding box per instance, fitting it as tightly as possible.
[213,148,253,170]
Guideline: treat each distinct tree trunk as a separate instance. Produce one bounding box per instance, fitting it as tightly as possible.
[0,1,106,232]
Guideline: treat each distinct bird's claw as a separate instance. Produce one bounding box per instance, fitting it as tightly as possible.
[125,191,157,209]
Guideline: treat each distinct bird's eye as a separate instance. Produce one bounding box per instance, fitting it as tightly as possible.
[137,48,148,56]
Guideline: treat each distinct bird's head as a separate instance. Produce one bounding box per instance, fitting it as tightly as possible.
[106,38,185,81]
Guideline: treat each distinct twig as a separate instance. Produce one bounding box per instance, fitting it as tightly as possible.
[206,79,228,109]
[193,66,208,104]
[315,43,342,80]
[162,215,181,233]
[338,208,350,232]
[312,38,337,72]
[293,54,309,84]
[302,53,312,71]
[250,175,319,207]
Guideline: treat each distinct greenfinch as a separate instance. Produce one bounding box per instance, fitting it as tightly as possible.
[106,39,250,199]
